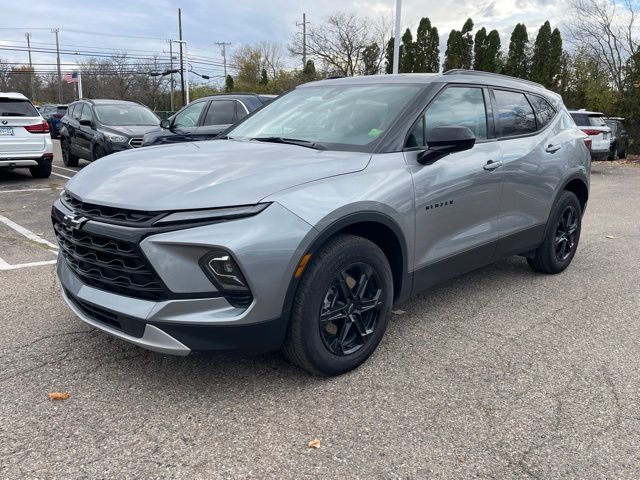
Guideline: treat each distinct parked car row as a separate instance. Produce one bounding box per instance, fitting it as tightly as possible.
[569,109,628,160]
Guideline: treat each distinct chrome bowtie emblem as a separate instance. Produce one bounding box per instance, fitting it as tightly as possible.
[62,214,88,231]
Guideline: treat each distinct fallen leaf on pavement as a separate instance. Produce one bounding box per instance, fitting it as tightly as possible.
[48,392,71,400]
[308,438,321,449]
[605,235,616,239]
[392,309,406,315]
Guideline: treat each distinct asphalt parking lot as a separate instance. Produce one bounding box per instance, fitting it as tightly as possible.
[1,143,639,479]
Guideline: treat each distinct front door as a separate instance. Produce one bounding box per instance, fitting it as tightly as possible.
[405,85,504,292]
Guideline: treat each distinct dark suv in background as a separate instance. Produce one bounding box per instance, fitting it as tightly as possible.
[142,93,275,147]
[40,103,68,138]
[605,117,628,160]
[59,99,159,166]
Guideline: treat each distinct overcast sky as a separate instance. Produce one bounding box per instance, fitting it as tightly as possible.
[1,0,567,82]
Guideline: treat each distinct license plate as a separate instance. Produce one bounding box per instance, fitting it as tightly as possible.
[0,127,14,136]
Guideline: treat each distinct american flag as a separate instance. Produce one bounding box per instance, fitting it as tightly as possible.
[64,71,79,84]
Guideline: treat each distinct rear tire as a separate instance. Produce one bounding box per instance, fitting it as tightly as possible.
[619,149,626,159]
[608,145,617,161]
[61,138,79,167]
[29,159,52,179]
[527,191,582,274]
[282,234,393,376]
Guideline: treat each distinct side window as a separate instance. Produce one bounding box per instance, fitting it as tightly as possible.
[236,101,248,121]
[203,100,236,126]
[494,90,536,137]
[72,104,83,120]
[406,86,487,147]
[173,101,206,128]
[527,95,556,129]
[79,104,92,122]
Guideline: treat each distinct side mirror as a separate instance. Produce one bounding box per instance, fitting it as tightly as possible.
[417,126,476,164]
[160,119,171,129]
[79,119,92,127]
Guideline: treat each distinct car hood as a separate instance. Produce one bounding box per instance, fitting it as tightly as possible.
[104,125,159,137]
[65,140,371,211]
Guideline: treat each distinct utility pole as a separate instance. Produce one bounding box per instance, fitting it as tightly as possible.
[178,8,186,108]
[392,0,401,74]
[25,32,35,100]
[52,28,62,102]
[296,13,310,69]
[168,39,175,111]
[214,42,232,78]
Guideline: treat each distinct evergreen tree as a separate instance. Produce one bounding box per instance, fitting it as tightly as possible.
[485,29,502,72]
[530,21,552,85]
[461,18,474,69]
[473,27,488,71]
[362,43,381,75]
[224,74,234,92]
[549,28,563,87]
[303,59,316,77]
[400,28,414,73]
[385,37,394,74]
[504,23,530,79]
[259,68,268,85]
[414,17,440,73]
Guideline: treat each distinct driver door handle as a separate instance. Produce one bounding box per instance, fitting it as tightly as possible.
[483,159,503,171]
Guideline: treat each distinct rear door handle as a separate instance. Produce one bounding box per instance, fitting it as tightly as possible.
[483,159,503,171]
[546,144,562,153]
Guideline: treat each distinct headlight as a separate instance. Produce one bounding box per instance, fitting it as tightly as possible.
[200,250,249,293]
[104,132,128,143]
[154,203,270,226]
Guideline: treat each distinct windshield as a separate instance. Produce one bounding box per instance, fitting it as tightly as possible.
[94,104,159,126]
[228,84,423,151]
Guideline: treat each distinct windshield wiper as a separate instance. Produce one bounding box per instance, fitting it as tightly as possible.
[250,136,326,150]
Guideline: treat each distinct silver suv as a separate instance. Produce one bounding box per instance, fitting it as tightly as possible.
[52,71,590,375]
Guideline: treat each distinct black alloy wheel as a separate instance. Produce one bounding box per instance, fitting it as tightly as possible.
[319,263,383,356]
[554,205,578,262]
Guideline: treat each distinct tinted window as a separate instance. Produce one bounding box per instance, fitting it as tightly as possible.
[427,86,487,140]
[528,95,556,128]
[72,104,83,120]
[570,113,606,127]
[494,90,536,136]
[236,101,248,121]
[0,98,38,117]
[203,100,236,126]
[80,104,92,122]
[57,106,68,114]
[173,101,207,128]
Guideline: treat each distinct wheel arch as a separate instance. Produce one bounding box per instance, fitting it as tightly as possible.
[561,174,589,213]
[280,211,412,325]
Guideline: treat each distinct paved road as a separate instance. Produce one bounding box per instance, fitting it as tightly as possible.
[1,146,639,478]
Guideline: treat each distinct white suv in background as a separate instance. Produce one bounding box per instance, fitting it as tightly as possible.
[0,92,54,178]
[569,109,611,161]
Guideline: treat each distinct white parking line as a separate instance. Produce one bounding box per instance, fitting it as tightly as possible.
[52,165,78,174]
[0,259,57,271]
[51,171,72,180]
[0,187,63,194]
[0,214,59,251]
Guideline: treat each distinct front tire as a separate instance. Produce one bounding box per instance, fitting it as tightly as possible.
[527,191,582,274]
[283,234,393,376]
[92,144,106,161]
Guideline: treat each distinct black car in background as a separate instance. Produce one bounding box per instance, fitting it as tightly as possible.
[40,103,68,138]
[142,93,276,147]
[59,99,159,166]
[605,117,628,160]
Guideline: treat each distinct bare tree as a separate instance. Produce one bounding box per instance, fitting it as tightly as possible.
[289,12,377,76]
[259,42,285,80]
[564,0,639,91]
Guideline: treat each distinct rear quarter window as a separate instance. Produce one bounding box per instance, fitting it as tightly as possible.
[0,98,38,117]
[527,95,556,129]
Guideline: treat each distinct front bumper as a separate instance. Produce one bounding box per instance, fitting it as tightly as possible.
[53,200,315,355]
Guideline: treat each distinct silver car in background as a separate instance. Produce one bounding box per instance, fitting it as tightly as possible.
[1,92,54,178]
[52,71,590,375]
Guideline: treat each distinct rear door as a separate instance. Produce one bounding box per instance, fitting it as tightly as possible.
[194,99,238,140]
[0,96,45,154]
[492,89,570,256]
[76,104,95,156]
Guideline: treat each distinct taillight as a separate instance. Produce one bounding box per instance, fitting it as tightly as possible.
[581,129,602,136]
[24,119,50,134]
[584,138,592,150]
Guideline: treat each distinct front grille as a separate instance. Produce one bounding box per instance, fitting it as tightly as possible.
[61,192,163,226]
[129,137,143,148]
[65,288,145,338]
[53,218,168,301]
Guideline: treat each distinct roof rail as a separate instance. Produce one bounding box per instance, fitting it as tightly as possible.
[443,69,545,89]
